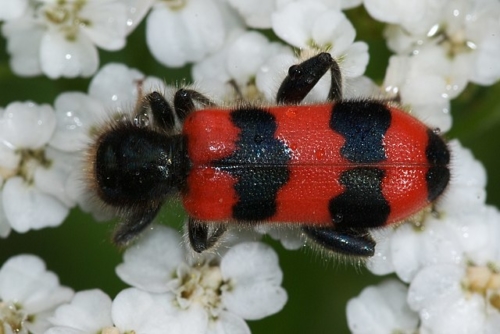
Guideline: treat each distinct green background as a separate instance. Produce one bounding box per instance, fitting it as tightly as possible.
[1,7,499,333]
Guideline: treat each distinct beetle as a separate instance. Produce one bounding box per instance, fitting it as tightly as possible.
[88,52,450,257]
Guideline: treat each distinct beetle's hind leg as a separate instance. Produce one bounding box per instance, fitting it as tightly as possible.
[188,217,227,253]
[141,91,177,131]
[301,225,375,257]
[131,90,177,132]
[113,203,163,246]
[136,89,215,131]
[173,89,215,122]
[276,52,343,104]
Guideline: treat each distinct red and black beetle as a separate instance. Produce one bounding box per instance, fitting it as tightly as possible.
[89,53,450,257]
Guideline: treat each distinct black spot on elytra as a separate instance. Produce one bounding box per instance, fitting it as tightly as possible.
[213,108,291,221]
[330,100,391,163]
[329,167,390,228]
[425,129,450,201]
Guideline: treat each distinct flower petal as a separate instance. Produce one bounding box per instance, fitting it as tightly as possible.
[272,1,326,48]
[49,92,107,152]
[208,311,250,334]
[88,63,144,112]
[80,1,128,50]
[221,242,287,320]
[0,254,73,313]
[112,288,202,334]
[408,264,485,333]
[40,30,99,78]
[146,0,225,67]
[3,177,69,233]
[0,140,20,170]
[339,41,369,78]
[0,0,28,21]
[33,148,78,208]
[346,279,418,334]
[48,289,113,331]
[227,0,276,28]
[123,0,155,33]
[312,10,355,54]
[226,31,273,85]
[116,226,185,293]
[0,194,11,238]
[1,101,55,149]
[2,17,43,76]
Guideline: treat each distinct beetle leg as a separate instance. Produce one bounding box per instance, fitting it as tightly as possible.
[174,89,215,122]
[301,225,375,257]
[188,217,227,253]
[276,52,342,104]
[139,89,215,131]
[113,203,163,246]
[136,91,177,131]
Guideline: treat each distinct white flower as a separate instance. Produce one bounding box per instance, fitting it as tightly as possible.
[0,0,29,21]
[382,49,460,132]
[146,0,230,67]
[271,1,369,79]
[226,0,361,29]
[368,0,500,87]
[0,192,9,238]
[2,0,148,78]
[408,263,500,333]
[225,32,289,90]
[0,254,73,334]
[87,63,146,112]
[123,0,156,33]
[49,92,109,153]
[45,288,176,334]
[192,30,293,102]
[226,0,277,29]
[466,206,500,267]
[364,0,448,34]
[0,101,72,236]
[2,15,45,76]
[346,279,419,334]
[381,153,500,333]
[116,225,287,333]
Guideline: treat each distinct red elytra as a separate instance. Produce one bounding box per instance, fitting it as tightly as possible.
[182,103,438,227]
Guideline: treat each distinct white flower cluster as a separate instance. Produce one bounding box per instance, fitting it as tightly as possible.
[0,101,73,236]
[0,255,73,334]
[0,0,152,78]
[0,227,286,334]
[43,226,286,334]
[344,1,500,333]
[366,0,500,132]
[0,0,499,333]
[192,0,371,104]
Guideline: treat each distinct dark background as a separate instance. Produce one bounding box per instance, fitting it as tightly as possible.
[0,7,499,333]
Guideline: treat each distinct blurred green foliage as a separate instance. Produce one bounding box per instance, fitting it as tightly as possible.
[0,6,499,334]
